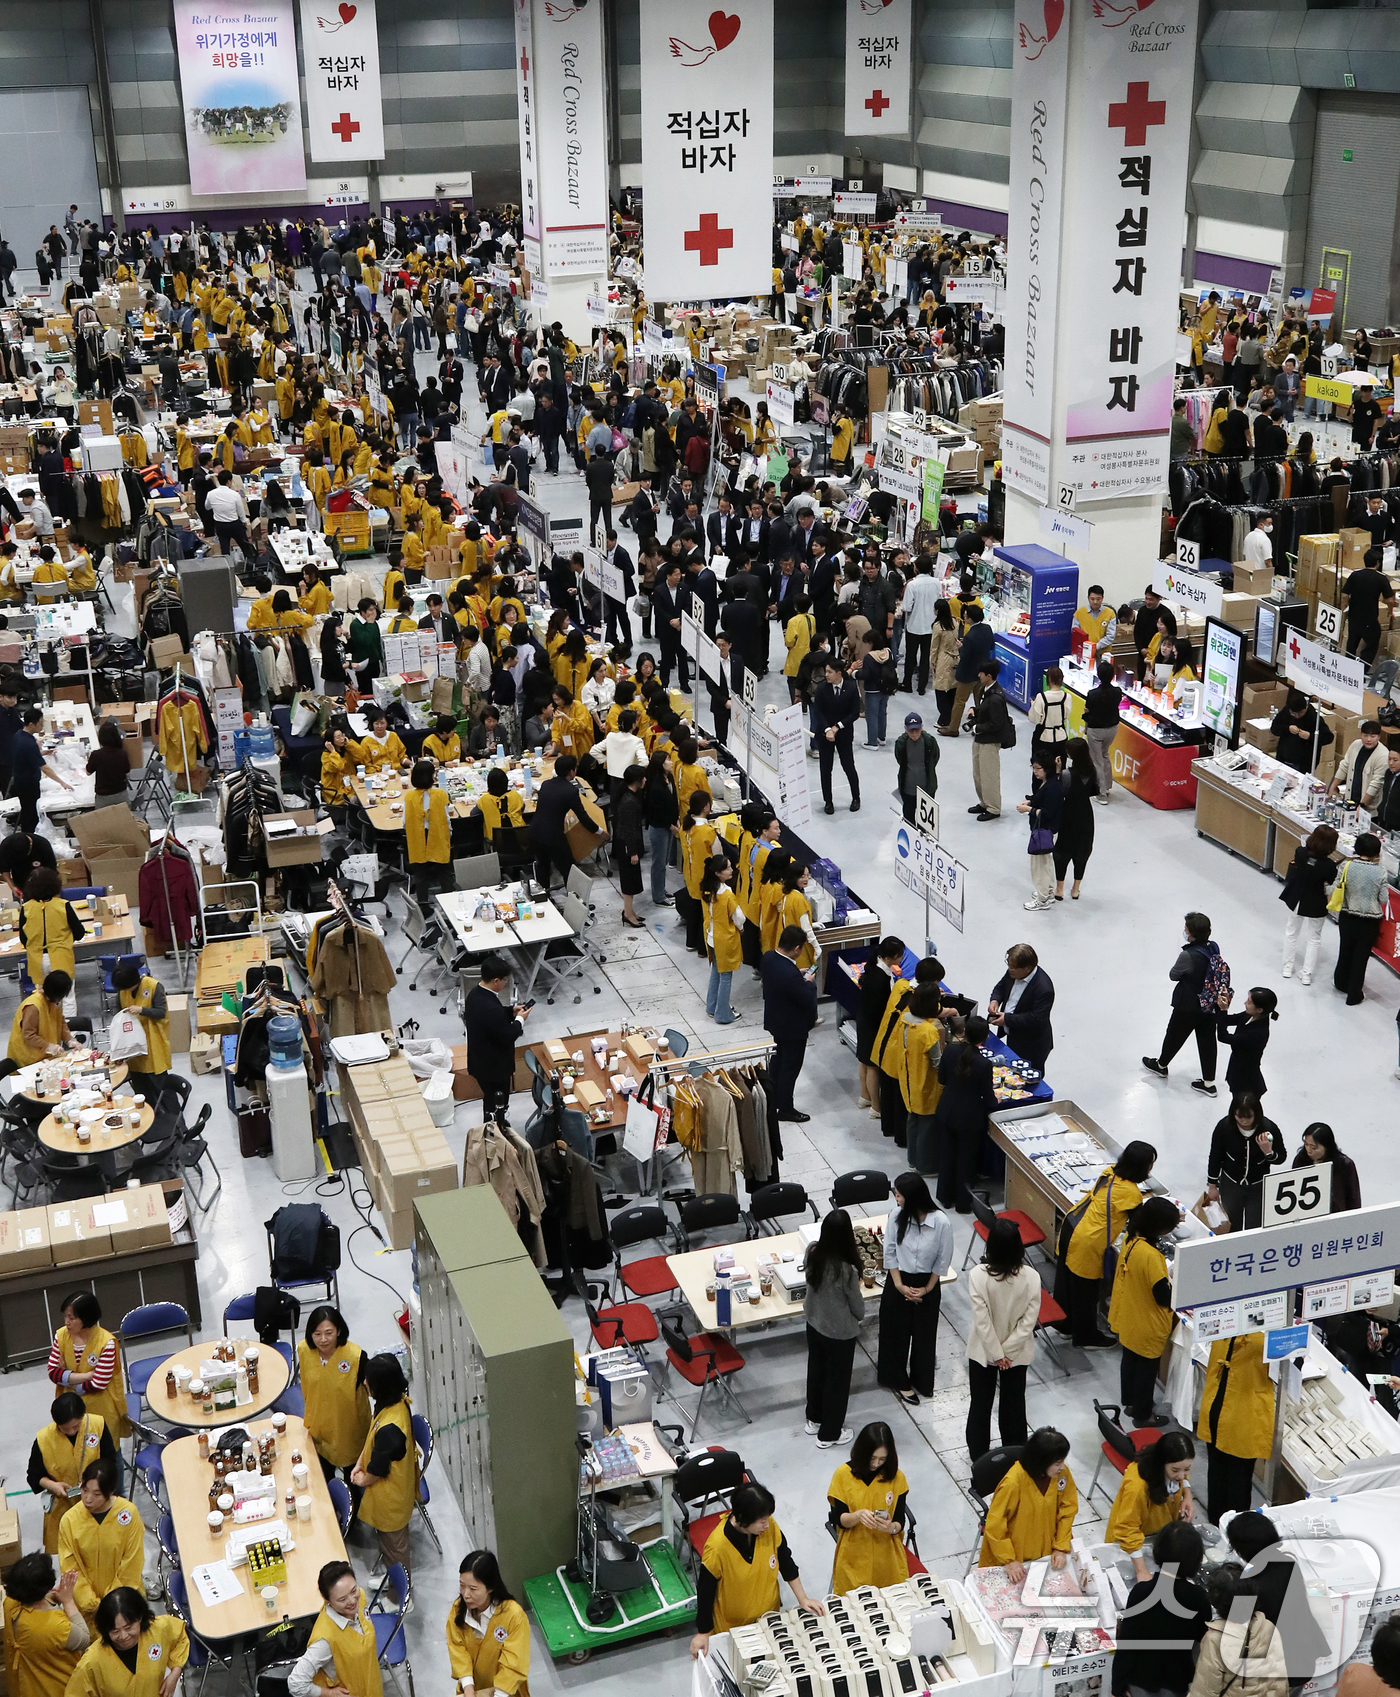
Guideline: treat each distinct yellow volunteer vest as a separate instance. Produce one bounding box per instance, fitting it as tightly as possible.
[701,1514,783,1632]
[422,733,461,764]
[66,1617,188,1697]
[3,1596,81,1697]
[24,898,75,983]
[900,1018,944,1116]
[321,751,349,805]
[873,977,913,1081]
[1104,1461,1180,1555]
[298,1340,371,1470]
[445,1599,532,1697]
[677,762,710,818]
[780,890,815,970]
[309,1597,384,1697]
[8,992,63,1066]
[704,886,744,974]
[1108,1237,1174,1360]
[1066,1170,1143,1280]
[978,1460,1079,1567]
[56,1494,144,1626]
[1197,1332,1274,1460]
[828,1463,911,1593]
[36,1413,104,1552]
[1075,605,1114,643]
[759,877,788,955]
[682,820,718,900]
[356,1401,417,1531]
[56,1325,128,1439]
[405,789,450,865]
[355,735,398,776]
[118,977,171,1075]
[741,841,772,925]
[477,790,524,841]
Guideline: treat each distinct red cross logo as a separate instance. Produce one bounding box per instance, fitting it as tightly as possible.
[1107,81,1165,147]
[1289,634,1302,660]
[330,112,360,144]
[684,214,733,267]
[519,48,529,76]
[865,89,890,118]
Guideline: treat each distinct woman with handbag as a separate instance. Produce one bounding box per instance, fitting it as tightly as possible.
[1332,832,1387,1005]
[1279,824,1337,985]
[1017,753,1064,912]
[1057,1140,1157,1350]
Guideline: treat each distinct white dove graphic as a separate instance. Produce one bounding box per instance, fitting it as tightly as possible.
[860,0,893,11]
[1092,0,1146,22]
[544,2,582,16]
[317,13,347,30]
[1018,21,1048,57]
[669,35,716,65]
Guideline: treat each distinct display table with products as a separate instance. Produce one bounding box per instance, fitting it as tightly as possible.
[39,1099,153,1156]
[527,1026,656,1137]
[1061,661,1200,810]
[1193,758,1276,866]
[164,1414,350,1641]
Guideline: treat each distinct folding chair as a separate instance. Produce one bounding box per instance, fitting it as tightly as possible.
[1034,1283,1071,1377]
[660,1316,750,1439]
[167,1568,238,1696]
[410,1412,442,1554]
[673,1447,746,1571]
[965,1445,1023,1574]
[575,1266,659,1352]
[960,1189,1048,1269]
[368,1563,416,1697]
[1087,1398,1162,1506]
[454,852,500,891]
[830,1169,891,1213]
[327,1476,354,1535]
[120,1301,194,1426]
[676,1192,743,1252]
[537,890,603,1004]
[609,1204,680,1303]
[745,1181,818,1238]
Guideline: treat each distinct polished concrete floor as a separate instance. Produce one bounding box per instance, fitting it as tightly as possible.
[1,323,1392,1697]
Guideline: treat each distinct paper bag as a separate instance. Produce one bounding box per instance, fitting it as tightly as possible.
[1193,1190,1230,1233]
[431,676,456,715]
[623,1092,662,1162]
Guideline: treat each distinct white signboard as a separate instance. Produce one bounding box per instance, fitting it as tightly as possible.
[1172,1200,1400,1309]
[842,240,864,280]
[1176,537,1200,569]
[1191,1290,1289,1345]
[1283,628,1367,715]
[300,0,385,162]
[1314,600,1342,645]
[1159,564,1225,620]
[891,204,941,232]
[1263,1164,1332,1228]
[513,0,540,244]
[892,819,966,933]
[834,192,878,217]
[585,292,609,327]
[531,0,609,276]
[641,0,774,302]
[765,380,796,427]
[844,0,912,137]
[944,276,1002,311]
[770,702,813,831]
[878,465,922,502]
[1001,422,1051,506]
[1037,506,1090,557]
[914,788,939,839]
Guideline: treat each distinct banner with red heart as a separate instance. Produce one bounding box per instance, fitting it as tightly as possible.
[843,0,913,137]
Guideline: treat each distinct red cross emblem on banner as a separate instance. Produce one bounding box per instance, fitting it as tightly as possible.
[331,112,360,144]
[1288,633,1302,661]
[519,48,529,76]
[684,214,733,267]
[1107,81,1165,147]
[865,89,890,118]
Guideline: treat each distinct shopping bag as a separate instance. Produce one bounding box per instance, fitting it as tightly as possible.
[108,1010,148,1062]
[1192,1190,1230,1233]
[1327,862,1349,914]
[623,1087,662,1163]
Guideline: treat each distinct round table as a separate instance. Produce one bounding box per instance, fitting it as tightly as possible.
[147,1340,291,1425]
[20,1062,129,1105]
[38,1100,153,1156]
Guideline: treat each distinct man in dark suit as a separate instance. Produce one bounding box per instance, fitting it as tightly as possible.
[768,554,805,625]
[792,507,824,570]
[653,562,691,689]
[707,494,744,561]
[988,942,1055,1072]
[740,497,771,566]
[481,353,512,415]
[809,536,839,629]
[762,925,819,1122]
[528,753,600,893]
[708,631,741,746]
[418,594,456,645]
[602,528,635,654]
[765,501,794,569]
[721,587,767,683]
[686,550,719,638]
[463,953,530,1124]
[811,656,861,813]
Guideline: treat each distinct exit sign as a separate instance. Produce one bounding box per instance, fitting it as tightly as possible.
[1328,266,1345,280]
[1344,72,1356,88]
[1343,149,1354,163]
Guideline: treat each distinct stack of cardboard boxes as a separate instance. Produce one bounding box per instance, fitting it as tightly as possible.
[956,395,1002,462]
[0,1185,172,1274]
[340,1055,458,1247]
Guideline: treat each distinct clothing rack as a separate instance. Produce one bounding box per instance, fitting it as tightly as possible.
[148,823,191,988]
[647,1036,776,1081]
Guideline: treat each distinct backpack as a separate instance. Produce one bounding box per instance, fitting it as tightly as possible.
[878,656,898,695]
[1198,946,1230,1013]
[994,690,1017,749]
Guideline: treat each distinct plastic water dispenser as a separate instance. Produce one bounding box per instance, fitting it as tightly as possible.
[267,1015,302,1069]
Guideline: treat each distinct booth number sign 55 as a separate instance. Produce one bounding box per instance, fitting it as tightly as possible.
[1176,538,1200,569]
[1262,1164,1332,1227]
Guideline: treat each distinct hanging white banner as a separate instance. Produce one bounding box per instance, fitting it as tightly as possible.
[1284,629,1367,716]
[640,0,774,303]
[1003,0,1070,497]
[173,0,304,197]
[1058,0,1199,502]
[300,0,384,162]
[513,0,541,245]
[531,0,609,277]
[844,0,913,138]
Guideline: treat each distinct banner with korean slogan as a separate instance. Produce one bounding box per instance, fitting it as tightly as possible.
[174,0,305,196]
[300,0,384,163]
[639,0,774,303]
[1002,0,1071,505]
[845,0,912,137]
[530,0,609,277]
[513,0,541,244]
[1058,0,1198,501]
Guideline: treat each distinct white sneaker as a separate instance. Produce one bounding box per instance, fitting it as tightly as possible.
[1282,962,1293,978]
[1093,794,1108,805]
[805,1419,820,1435]
[1024,897,1052,910]
[816,1427,853,1448]
[858,1097,871,1109]
[1301,972,1312,985]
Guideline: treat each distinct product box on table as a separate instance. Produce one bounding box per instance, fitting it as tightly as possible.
[1232,563,1274,596]
[47,1202,111,1264]
[1220,592,1258,631]
[102,1184,171,1253]
[0,1206,51,1272]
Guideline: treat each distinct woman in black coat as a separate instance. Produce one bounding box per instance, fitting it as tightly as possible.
[1205,1093,1284,1230]
[1053,738,1098,902]
[857,936,906,1110]
[1279,823,1337,985]
[612,765,646,926]
[931,1015,997,1211]
[1215,985,1279,1104]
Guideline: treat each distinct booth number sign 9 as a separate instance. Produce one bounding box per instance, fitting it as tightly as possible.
[1262,1163,1332,1228]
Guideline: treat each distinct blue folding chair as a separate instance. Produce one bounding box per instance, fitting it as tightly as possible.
[61,887,106,903]
[222,1291,296,1374]
[140,1455,168,1516]
[410,1412,441,1554]
[327,1476,353,1536]
[167,1568,235,1696]
[272,1382,305,1419]
[156,1511,180,1575]
[368,1562,416,1697]
[119,1301,193,1415]
[100,953,147,1016]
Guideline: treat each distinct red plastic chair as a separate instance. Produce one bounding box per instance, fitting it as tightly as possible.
[610,1204,680,1301]
[1087,1398,1163,1505]
[661,1317,750,1439]
[1034,1285,1071,1377]
[961,1191,1047,1268]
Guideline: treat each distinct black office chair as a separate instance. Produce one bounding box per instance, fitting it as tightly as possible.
[676,1192,743,1251]
[609,1204,680,1303]
[746,1181,819,1237]
[830,1169,891,1212]
[966,1444,1023,1571]
[672,1449,747,1571]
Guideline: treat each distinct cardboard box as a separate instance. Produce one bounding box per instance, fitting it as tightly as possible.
[148,634,185,668]
[78,399,114,433]
[624,1032,655,1063]
[47,1202,112,1265]
[0,1502,20,1574]
[263,811,323,867]
[57,857,88,887]
[189,1031,222,1074]
[1220,593,1258,631]
[69,808,150,911]
[544,1039,570,1065]
[450,1043,473,1101]
[379,1136,457,1213]
[0,1206,51,1272]
[1233,563,1273,595]
[100,1184,171,1254]
[575,1079,604,1109]
[167,993,190,1054]
[1243,717,1277,751]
